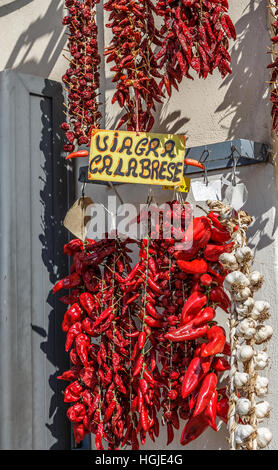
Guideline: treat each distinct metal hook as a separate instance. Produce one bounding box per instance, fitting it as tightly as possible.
[199,147,211,164]
[146,185,154,207]
[107,181,124,205]
[231,153,239,187]
[193,147,210,186]
[81,182,86,199]
[203,163,209,186]
[231,144,243,159]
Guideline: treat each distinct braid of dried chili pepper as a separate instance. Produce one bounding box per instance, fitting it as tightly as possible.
[104,0,163,132]
[153,200,194,441]
[55,237,142,448]
[61,0,102,152]
[158,199,235,445]
[155,0,236,97]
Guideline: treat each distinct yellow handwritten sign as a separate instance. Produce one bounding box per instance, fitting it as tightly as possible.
[88,130,186,186]
[162,177,191,193]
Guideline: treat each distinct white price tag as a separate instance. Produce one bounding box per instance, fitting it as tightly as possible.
[191,179,222,202]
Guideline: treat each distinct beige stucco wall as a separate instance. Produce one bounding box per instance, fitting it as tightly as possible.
[1,0,277,450]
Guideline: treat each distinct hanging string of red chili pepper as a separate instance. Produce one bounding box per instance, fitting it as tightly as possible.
[61,0,102,152]
[155,0,236,97]
[54,200,238,448]
[267,0,278,136]
[54,237,140,448]
[61,0,236,138]
[165,203,234,444]
[103,0,164,132]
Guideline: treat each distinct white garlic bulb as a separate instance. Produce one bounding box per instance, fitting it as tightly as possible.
[254,351,269,370]
[237,345,254,362]
[250,301,270,321]
[235,297,255,317]
[255,401,270,419]
[233,287,252,302]
[234,425,254,445]
[250,309,263,321]
[223,271,250,292]
[235,318,257,339]
[255,376,269,397]
[255,325,273,344]
[219,253,239,271]
[235,246,254,264]
[249,271,264,291]
[234,372,249,388]
[233,231,244,246]
[235,398,251,416]
[256,427,272,448]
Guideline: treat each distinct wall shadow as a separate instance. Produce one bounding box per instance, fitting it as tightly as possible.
[215,1,278,249]
[0,0,34,17]
[3,0,66,78]
[38,78,74,450]
[216,0,271,144]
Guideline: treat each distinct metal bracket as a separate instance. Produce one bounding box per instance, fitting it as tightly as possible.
[78,139,269,185]
[183,139,269,175]
[78,166,124,186]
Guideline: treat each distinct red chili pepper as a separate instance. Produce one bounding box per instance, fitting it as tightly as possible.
[57,365,82,382]
[223,342,231,356]
[174,245,199,262]
[209,286,231,312]
[64,239,84,256]
[104,400,117,422]
[145,316,163,328]
[201,326,226,357]
[193,372,218,417]
[73,422,87,444]
[75,333,90,366]
[148,257,157,276]
[204,390,218,431]
[177,258,208,274]
[165,323,209,342]
[181,356,205,399]
[138,331,147,349]
[67,403,86,423]
[180,414,209,446]
[133,354,144,377]
[204,242,234,262]
[143,368,156,386]
[79,292,95,316]
[126,292,140,304]
[147,278,162,295]
[212,356,231,372]
[65,322,82,352]
[210,226,231,243]
[180,291,207,325]
[64,380,83,403]
[95,423,104,450]
[208,211,224,229]
[92,306,113,329]
[140,404,150,432]
[167,422,174,445]
[59,288,80,305]
[207,265,226,286]
[192,307,215,327]
[126,331,140,338]
[200,273,213,287]
[53,272,81,293]
[216,396,229,423]
[63,303,83,332]
[146,302,163,320]
[139,378,149,395]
